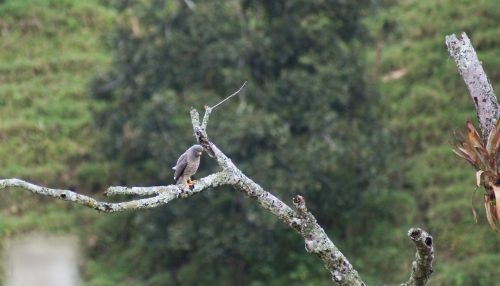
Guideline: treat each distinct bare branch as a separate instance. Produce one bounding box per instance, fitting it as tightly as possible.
[292,195,364,284]
[105,186,169,197]
[190,108,366,286]
[445,32,498,139]
[200,81,247,130]
[190,108,201,128]
[0,100,434,286]
[210,81,247,110]
[0,178,169,212]
[182,0,196,10]
[201,105,212,131]
[0,172,232,213]
[401,228,434,286]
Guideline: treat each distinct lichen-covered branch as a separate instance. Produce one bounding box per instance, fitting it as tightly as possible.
[401,228,434,286]
[105,186,169,196]
[192,107,366,286]
[0,178,168,212]
[201,106,212,130]
[445,32,499,138]
[0,172,231,212]
[447,34,500,232]
[0,103,434,286]
[292,195,364,284]
[105,172,230,197]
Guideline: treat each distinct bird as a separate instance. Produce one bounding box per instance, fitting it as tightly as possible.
[173,144,204,189]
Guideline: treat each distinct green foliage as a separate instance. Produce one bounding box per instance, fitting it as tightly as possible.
[0,0,116,283]
[88,0,388,285]
[0,0,116,186]
[1,0,500,285]
[366,0,500,284]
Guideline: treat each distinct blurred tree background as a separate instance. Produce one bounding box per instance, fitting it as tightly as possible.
[0,0,499,285]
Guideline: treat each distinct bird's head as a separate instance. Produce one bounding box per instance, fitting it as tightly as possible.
[191,144,204,157]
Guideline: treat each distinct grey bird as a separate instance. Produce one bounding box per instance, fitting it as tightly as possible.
[173,144,204,188]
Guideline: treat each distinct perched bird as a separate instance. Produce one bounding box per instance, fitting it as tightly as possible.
[173,144,204,188]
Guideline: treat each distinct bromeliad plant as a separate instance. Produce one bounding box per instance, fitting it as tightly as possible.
[453,120,500,233]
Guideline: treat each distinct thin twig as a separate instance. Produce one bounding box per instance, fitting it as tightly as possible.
[201,81,247,130]
[211,81,247,110]
[183,0,196,10]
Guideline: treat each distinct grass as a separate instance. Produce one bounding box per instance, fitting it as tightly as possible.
[0,0,116,185]
[0,0,117,282]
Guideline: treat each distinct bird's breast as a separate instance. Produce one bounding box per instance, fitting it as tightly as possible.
[184,157,201,176]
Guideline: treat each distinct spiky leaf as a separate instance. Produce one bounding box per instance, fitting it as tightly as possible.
[466,121,483,148]
[492,185,500,222]
[486,124,497,155]
[483,195,498,232]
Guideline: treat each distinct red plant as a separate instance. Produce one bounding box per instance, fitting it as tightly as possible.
[453,121,500,233]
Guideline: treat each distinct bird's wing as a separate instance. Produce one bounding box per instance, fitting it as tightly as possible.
[173,152,188,180]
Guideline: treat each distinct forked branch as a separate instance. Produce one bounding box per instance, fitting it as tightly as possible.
[401,229,434,286]
[0,92,434,285]
[0,173,228,212]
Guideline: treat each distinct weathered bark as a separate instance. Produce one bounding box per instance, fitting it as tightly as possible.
[191,108,366,285]
[445,32,499,138]
[0,173,228,212]
[401,229,434,286]
[0,105,435,285]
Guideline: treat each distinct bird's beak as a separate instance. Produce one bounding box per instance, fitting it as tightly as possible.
[197,151,202,156]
